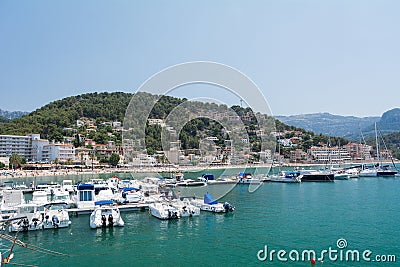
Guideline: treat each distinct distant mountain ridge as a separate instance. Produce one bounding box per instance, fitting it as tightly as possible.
[276,112,380,139]
[0,109,29,120]
[362,108,400,137]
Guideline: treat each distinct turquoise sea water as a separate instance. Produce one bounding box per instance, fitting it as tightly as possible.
[3,175,400,266]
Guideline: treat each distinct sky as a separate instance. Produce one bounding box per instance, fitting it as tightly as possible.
[0,0,399,117]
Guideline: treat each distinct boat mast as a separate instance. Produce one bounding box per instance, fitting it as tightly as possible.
[375,122,380,167]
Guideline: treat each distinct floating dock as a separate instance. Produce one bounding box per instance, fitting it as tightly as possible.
[67,203,149,216]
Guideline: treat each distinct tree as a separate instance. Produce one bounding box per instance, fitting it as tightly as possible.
[9,153,22,169]
[109,153,120,167]
[54,158,59,166]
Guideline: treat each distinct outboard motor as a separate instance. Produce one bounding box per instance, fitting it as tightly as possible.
[52,215,59,228]
[101,214,107,227]
[22,218,29,231]
[108,214,114,226]
[32,217,39,228]
[223,202,235,212]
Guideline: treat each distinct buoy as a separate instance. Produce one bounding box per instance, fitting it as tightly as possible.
[311,258,316,265]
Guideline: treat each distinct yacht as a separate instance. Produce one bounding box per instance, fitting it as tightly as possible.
[75,183,96,209]
[89,200,124,228]
[359,165,378,177]
[298,169,334,182]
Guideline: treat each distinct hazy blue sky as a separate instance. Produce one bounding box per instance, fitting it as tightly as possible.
[1,0,399,117]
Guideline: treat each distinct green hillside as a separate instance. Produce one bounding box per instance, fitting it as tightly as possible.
[0,92,352,162]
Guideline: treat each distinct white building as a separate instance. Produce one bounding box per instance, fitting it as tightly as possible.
[31,135,50,162]
[42,143,75,162]
[0,134,37,160]
[0,133,76,163]
[309,146,351,162]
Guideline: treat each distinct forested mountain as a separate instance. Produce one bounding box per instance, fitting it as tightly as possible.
[361,108,400,137]
[0,116,9,124]
[0,109,28,119]
[276,113,379,138]
[0,92,134,141]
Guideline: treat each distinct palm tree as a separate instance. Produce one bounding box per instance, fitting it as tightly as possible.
[54,158,59,169]
[9,154,22,169]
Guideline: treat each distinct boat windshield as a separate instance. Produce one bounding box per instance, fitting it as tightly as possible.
[47,204,68,210]
[18,206,36,213]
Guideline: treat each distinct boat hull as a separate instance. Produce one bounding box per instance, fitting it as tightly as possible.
[90,205,124,228]
[377,170,398,176]
[148,203,181,220]
[301,174,334,182]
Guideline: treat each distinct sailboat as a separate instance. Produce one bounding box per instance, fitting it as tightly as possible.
[360,123,398,177]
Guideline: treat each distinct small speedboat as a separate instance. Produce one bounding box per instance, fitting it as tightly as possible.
[269,171,301,183]
[120,187,143,204]
[170,199,200,217]
[191,193,234,213]
[89,200,124,229]
[148,202,181,220]
[236,172,261,184]
[42,202,71,229]
[9,203,43,232]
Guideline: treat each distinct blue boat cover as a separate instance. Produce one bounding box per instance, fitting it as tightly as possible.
[77,184,95,190]
[285,172,300,178]
[122,187,140,192]
[204,193,218,205]
[202,174,215,180]
[95,200,114,206]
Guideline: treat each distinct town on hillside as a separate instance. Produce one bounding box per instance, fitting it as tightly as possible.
[0,116,395,174]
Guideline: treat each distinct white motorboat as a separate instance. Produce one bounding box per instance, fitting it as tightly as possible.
[170,199,200,217]
[176,179,206,187]
[89,200,124,229]
[31,190,49,205]
[52,190,73,207]
[106,176,120,190]
[148,202,181,220]
[120,187,143,204]
[345,168,360,178]
[359,167,378,177]
[236,172,261,184]
[75,183,96,209]
[1,190,25,221]
[61,179,74,193]
[191,193,234,213]
[9,203,43,232]
[332,169,350,180]
[269,171,301,183]
[42,202,71,229]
